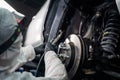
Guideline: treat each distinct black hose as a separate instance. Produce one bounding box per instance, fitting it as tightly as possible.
[36,53,45,77]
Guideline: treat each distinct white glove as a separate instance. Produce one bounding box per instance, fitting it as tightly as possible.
[44,51,68,79]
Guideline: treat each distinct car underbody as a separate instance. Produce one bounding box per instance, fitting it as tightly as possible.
[2,0,120,80]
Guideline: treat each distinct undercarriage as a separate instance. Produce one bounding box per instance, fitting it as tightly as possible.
[43,0,120,79]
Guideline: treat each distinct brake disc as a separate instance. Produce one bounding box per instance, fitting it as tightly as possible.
[58,34,87,79]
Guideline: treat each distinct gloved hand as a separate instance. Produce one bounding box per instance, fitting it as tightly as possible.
[34,43,45,55]
[44,49,68,79]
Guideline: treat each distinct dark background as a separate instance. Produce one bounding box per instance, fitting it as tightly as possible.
[5,0,46,28]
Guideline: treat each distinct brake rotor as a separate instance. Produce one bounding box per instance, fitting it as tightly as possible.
[58,34,87,79]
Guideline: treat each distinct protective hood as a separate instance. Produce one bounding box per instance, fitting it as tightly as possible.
[0,8,19,72]
[0,8,35,74]
[0,8,18,45]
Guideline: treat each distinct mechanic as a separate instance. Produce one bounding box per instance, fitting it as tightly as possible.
[0,8,68,80]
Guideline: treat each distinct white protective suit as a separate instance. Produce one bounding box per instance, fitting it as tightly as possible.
[0,5,68,80]
[116,0,120,13]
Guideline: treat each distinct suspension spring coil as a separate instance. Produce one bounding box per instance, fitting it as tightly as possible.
[100,7,120,59]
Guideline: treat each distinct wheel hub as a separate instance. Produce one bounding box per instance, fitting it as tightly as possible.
[58,34,87,79]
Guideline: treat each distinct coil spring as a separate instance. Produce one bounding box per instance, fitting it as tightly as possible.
[101,8,120,58]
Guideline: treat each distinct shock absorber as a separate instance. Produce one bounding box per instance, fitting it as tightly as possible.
[100,6,120,59]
